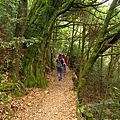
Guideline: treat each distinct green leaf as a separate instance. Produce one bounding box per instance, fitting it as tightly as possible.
[79,106,85,113]
[77,108,80,113]
[86,112,93,118]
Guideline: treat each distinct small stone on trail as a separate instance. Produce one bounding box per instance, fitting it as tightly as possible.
[27,103,32,106]
[54,112,58,115]
[38,109,42,112]
[44,90,49,94]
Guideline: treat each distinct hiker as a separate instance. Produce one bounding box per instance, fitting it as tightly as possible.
[56,54,64,81]
[62,54,67,73]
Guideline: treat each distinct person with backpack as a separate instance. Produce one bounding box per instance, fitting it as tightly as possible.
[56,54,64,81]
[62,54,67,73]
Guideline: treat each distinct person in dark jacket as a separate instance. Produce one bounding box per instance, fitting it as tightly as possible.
[56,54,64,81]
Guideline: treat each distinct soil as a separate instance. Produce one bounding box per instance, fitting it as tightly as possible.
[9,67,78,120]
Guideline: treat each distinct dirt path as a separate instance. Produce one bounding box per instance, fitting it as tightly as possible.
[11,67,77,120]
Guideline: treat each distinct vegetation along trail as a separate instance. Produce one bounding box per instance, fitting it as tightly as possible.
[11,67,77,120]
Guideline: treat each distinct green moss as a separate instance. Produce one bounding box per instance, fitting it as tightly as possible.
[23,57,47,89]
[0,81,26,97]
[24,64,37,87]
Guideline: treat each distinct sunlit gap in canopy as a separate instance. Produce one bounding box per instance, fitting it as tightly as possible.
[98,0,112,6]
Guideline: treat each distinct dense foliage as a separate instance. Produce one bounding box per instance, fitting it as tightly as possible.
[0,0,120,119]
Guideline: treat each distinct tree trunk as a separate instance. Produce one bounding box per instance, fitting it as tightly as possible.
[99,56,103,96]
[10,0,27,96]
[69,21,75,69]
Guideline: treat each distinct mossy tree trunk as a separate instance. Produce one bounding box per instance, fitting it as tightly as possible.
[23,0,74,88]
[77,0,120,104]
[69,22,75,69]
[10,0,27,96]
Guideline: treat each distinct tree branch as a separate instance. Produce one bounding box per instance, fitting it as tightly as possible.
[100,30,120,54]
[72,0,109,8]
[48,0,75,32]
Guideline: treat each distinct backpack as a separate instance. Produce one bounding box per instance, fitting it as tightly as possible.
[56,59,62,68]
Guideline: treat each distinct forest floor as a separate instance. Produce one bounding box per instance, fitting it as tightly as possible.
[6,66,78,120]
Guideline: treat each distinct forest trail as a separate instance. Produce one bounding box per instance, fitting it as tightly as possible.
[11,66,77,120]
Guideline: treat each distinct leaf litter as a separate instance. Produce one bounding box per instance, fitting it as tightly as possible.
[1,67,77,120]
